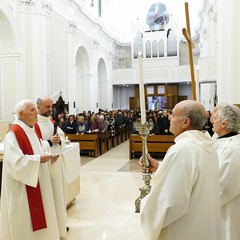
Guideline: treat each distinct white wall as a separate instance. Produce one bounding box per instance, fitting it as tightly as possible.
[178,84,192,100]
[217,0,240,104]
[200,82,216,111]
[113,86,135,109]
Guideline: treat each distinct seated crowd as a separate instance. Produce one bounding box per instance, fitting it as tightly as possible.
[54,109,176,137]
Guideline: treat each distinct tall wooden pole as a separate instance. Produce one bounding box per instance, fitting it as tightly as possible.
[182,2,197,101]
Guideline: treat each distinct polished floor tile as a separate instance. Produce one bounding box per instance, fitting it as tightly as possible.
[66,140,146,239]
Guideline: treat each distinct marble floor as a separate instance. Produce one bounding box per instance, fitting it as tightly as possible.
[66,140,147,240]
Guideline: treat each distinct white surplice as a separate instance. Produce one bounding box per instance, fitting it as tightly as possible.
[214,134,240,240]
[141,130,221,240]
[37,114,68,238]
[0,120,59,240]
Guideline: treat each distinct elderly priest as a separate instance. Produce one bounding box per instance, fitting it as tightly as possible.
[0,99,60,240]
[140,100,221,240]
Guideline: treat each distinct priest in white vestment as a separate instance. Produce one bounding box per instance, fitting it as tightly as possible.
[141,100,221,240]
[36,96,68,239]
[0,99,60,240]
[211,104,240,240]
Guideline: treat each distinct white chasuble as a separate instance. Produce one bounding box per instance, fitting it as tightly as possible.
[0,120,59,240]
[37,114,68,238]
[214,134,240,240]
[141,130,221,240]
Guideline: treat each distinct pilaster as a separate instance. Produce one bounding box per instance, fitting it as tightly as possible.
[19,0,52,99]
[217,0,240,104]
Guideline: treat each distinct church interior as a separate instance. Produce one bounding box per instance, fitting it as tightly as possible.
[0,0,240,239]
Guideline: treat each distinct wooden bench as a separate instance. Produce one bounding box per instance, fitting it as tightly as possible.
[66,133,100,157]
[129,134,175,159]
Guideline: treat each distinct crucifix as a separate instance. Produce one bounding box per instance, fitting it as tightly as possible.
[182,2,197,101]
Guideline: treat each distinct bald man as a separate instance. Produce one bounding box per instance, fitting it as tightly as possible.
[35,97,68,239]
[141,100,221,240]
[0,99,60,240]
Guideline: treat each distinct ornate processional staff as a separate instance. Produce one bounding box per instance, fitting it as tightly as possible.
[134,3,197,213]
[182,2,197,100]
[134,33,152,213]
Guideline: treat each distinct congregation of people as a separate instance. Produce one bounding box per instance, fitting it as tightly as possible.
[55,108,173,138]
[1,98,240,240]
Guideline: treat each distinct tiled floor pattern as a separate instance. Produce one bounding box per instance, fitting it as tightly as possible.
[66,140,146,240]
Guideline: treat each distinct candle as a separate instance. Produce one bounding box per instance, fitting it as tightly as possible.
[138,52,146,124]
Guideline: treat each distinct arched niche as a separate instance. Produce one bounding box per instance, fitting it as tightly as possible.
[145,40,151,58]
[152,40,158,58]
[74,46,91,113]
[159,39,164,57]
[167,28,177,57]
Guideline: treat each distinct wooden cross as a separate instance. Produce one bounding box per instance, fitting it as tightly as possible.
[182,2,197,101]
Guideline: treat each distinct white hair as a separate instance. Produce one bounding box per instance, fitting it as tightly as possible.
[217,104,240,133]
[14,99,34,118]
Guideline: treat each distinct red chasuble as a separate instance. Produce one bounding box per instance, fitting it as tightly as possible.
[10,124,47,231]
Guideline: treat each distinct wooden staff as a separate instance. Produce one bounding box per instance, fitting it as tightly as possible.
[182,2,197,101]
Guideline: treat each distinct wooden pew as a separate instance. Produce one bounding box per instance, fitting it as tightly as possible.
[125,122,132,140]
[129,134,175,159]
[66,133,100,157]
[99,131,108,155]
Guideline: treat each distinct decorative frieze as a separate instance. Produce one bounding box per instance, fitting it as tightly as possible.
[69,21,77,32]
[21,0,35,6]
[20,0,35,11]
[20,0,35,6]
[42,0,52,11]
[92,39,99,49]
[20,0,52,13]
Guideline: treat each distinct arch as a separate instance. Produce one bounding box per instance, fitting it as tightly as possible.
[74,46,91,113]
[133,42,138,59]
[167,28,177,57]
[133,31,143,59]
[145,40,151,58]
[75,46,90,74]
[159,39,164,57]
[152,40,158,58]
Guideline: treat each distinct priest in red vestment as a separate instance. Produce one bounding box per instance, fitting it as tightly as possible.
[0,99,60,240]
